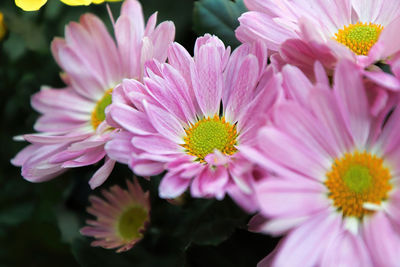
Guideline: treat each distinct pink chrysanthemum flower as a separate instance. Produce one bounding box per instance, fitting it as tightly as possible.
[106,34,281,205]
[237,0,400,73]
[243,60,400,267]
[11,0,175,189]
[80,178,150,252]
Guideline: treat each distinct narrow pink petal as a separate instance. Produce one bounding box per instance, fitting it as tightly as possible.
[272,211,341,267]
[104,131,135,164]
[363,69,400,91]
[144,12,157,36]
[31,87,94,114]
[64,21,109,87]
[89,157,116,189]
[140,37,154,79]
[132,135,181,155]
[256,127,328,180]
[120,78,148,111]
[224,54,259,122]
[248,214,308,236]
[114,16,141,79]
[167,42,195,98]
[159,171,191,199]
[69,138,106,151]
[120,0,144,37]
[191,167,229,200]
[191,43,223,117]
[321,231,372,267]
[11,144,39,166]
[282,64,313,106]
[273,102,340,159]
[236,71,281,139]
[62,147,105,168]
[280,39,337,77]
[19,143,69,182]
[149,21,175,62]
[255,177,328,218]
[227,184,259,213]
[160,63,197,122]
[57,45,105,100]
[243,0,277,14]
[144,65,195,123]
[22,164,65,183]
[23,132,90,145]
[143,101,185,143]
[236,11,295,51]
[79,14,122,86]
[374,16,400,59]
[131,159,165,176]
[49,149,85,164]
[110,103,156,135]
[313,61,329,86]
[363,212,400,266]
[309,86,354,153]
[375,105,400,156]
[334,60,370,148]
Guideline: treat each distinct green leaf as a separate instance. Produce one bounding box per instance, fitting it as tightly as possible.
[180,197,249,247]
[193,0,247,48]
[2,10,47,54]
[71,239,132,267]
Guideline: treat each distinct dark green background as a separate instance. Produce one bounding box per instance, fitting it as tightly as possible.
[0,0,278,266]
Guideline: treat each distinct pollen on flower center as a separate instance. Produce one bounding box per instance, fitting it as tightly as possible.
[325,151,392,218]
[91,89,113,130]
[181,115,238,162]
[334,22,383,55]
[117,205,148,241]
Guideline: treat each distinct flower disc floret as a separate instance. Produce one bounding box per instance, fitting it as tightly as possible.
[91,89,113,130]
[334,22,383,55]
[117,205,148,241]
[325,151,392,218]
[182,115,238,162]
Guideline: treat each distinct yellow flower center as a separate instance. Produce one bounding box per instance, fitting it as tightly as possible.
[334,22,383,55]
[91,89,113,130]
[182,115,238,162]
[117,205,148,242]
[325,151,392,218]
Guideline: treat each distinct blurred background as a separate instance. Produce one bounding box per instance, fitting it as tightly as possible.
[0,1,278,266]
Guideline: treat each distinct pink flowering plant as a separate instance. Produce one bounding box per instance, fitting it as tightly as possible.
[3,0,400,266]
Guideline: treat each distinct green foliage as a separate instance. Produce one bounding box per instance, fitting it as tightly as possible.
[193,0,247,48]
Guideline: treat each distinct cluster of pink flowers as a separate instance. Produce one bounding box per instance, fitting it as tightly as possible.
[12,0,400,265]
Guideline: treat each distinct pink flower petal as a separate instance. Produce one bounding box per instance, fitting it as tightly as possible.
[321,231,372,267]
[110,103,156,135]
[89,157,116,189]
[363,212,400,266]
[159,171,191,199]
[272,211,341,267]
[255,177,328,218]
[132,135,181,155]
[334,60,370,148]
[143,101,185,143]
[149,21,175,62]
[190,43,223,117]
[104,131,135,164]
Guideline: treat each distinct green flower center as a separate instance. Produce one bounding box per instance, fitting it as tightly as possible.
[117,206,148,242]
[334,22,383,55]
[343,165,372,193]
[91,89,113,130]
[182,115,238,162]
